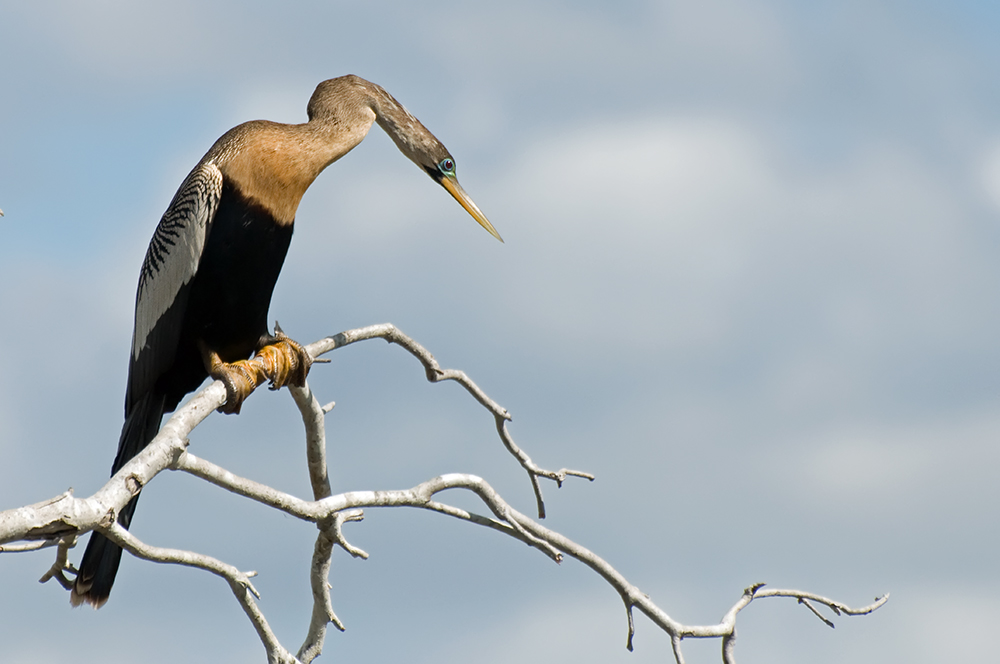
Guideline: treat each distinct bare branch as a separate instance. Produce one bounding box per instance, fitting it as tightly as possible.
[101,522,301,664]
[305,323,595,518]
[753,586,889,616]
[722,630,736,664]
[288,383,332,501]
[1,381,226,549]
[170,462,891,659]
[297,520,341,664]
[0,325,886,663]
[289,379,341,662]
[1,539,59,553]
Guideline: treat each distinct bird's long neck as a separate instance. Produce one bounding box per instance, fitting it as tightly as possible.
[214,113,375,225]
[209,76,443,225]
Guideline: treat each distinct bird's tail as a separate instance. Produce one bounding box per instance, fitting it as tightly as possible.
[71,391,166,608]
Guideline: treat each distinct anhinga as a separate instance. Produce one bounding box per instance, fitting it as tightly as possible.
[71,75,502,608]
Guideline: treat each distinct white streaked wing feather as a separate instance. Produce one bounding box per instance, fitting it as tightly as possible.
[132,162,223,359]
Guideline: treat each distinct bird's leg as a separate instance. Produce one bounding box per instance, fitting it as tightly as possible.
[201,343,268,415]
[255,322,313,390]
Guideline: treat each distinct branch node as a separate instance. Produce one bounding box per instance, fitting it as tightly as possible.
[125,474,143,497]
[326,511,369,559]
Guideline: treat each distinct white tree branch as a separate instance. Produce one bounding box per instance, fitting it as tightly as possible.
[305,324,595,518]
[0,324,887,663]
[100,522,300,664]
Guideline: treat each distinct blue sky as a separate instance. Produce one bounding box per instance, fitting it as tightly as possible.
[2,1,1000,662]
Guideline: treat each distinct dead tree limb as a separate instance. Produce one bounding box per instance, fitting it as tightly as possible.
[0,324,887,664]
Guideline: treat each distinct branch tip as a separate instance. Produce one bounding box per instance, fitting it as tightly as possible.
[799,597,836,628]
[625,602,636,652]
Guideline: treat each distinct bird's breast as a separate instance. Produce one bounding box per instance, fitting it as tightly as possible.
[184,178,295,359]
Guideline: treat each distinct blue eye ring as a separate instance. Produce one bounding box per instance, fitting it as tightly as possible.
[437,158,455,175]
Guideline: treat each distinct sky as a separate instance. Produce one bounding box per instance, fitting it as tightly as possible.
[2,0,1000,662]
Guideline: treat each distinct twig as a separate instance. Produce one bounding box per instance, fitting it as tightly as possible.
[2,539,58,552]
[328,510,367,559]
[37,536,78,589]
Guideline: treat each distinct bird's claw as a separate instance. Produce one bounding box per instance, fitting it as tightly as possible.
[203,329,314,414]
[211,359,262,414]
[256,331,313,391]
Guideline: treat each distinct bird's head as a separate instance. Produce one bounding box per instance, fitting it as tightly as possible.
[354,78,503,243]
[423,153,503,243]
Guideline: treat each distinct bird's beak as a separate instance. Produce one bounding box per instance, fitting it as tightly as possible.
[440,175,504,243]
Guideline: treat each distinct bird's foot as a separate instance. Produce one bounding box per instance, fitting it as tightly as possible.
[256,325,313,391]
[201,325,313,414]
[207,355,267,415]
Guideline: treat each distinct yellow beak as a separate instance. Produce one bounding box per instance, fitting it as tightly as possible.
[440,175,503,243]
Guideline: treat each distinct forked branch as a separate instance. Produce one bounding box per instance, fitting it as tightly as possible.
[0,324,887,664]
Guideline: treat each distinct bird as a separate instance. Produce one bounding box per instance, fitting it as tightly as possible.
[70,75,502,608]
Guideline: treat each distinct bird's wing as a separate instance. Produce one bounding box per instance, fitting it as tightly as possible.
[127,161,223,411]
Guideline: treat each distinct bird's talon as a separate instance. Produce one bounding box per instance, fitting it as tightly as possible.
[211,358,262,414]
[255,333,313,390]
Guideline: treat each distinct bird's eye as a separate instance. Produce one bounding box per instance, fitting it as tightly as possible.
[438,158,455,175]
